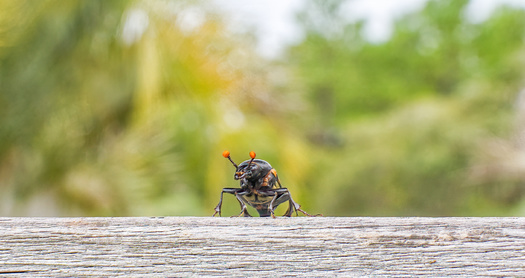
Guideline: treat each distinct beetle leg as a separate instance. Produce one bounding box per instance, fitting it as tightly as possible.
[283,194,295,217]
[268,193,279,218]
[271,188,322,217]
[213,188,240,217]
[269,192,295,217]
[233,191,252,217]
[271,193,290,209]
[268,192,290,218]
[288,193,322,217]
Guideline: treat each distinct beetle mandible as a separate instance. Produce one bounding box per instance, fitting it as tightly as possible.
[213,151,321,218]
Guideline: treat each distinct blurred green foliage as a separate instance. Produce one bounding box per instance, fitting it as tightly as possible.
[1,0,525,216]
[292,0,525,216]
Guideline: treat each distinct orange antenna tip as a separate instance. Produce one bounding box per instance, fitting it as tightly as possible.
[223,150,238,169]
[249,151,256,159]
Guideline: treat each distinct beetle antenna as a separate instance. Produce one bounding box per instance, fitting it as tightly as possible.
[248,151,256,167]
[222,150,238,169]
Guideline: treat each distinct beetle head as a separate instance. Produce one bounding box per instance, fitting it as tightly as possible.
[222,151,272,181]
[235,158,272,181]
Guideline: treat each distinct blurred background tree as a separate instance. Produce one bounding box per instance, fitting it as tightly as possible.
[291,0,525,216]
[0,0,311,216]
[0,0,524,216]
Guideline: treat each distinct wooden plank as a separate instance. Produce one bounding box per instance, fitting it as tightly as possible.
[0,217,524,276]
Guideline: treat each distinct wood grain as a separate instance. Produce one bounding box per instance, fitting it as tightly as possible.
[0,217,524,277]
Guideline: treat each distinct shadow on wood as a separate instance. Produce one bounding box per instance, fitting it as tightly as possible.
[0,217,523,276]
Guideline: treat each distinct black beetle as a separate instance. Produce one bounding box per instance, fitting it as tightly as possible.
[213,151,321,217]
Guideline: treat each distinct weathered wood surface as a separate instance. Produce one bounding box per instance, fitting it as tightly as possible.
[0,217,524,277]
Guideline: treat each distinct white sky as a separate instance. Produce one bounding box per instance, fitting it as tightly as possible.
[212,0,525,59]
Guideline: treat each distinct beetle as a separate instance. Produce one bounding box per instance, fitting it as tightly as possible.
[213,151,321,218]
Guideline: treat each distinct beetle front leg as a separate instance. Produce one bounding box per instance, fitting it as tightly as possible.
[233,191,252,217]
[213,188,240,217]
